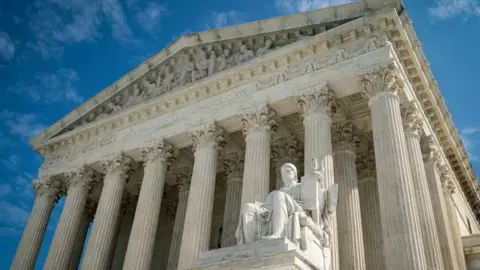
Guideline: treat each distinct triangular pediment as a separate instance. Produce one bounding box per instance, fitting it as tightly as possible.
[30,0,403,150]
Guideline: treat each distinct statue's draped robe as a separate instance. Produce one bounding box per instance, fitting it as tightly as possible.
[236,183,305,245]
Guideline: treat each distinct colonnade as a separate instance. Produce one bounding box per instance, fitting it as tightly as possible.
[11,66,466,270]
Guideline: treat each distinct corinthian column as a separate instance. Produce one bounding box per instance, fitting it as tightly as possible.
[332,123,366,270]
[402,102,444,269]
[11,177,60,270]
[271,137,304,189]
[177,124,225,269]
[240,106,277,206]
[81,153,136,270]
[357,149,385,270]
[167,167,191,270]
[360,65,426,269]
[123,140,176,270]
[441,169,467,270]
[221,152,244,247]
[68,200,96,270]
[296,85,338,269]
[44,167,97,270]
[110,194,137,270]
[422,136,459,269]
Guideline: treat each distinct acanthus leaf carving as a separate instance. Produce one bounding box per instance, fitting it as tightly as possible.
[222,152,245,179]
[33,176,61,201]
[271,136,304,169]
[402,101,424,137]
[360,64,403,98]
[332,122,360,153]
[64,166,98,191]
[240,106,278,138]
[175,167,192,193]
[189,123,226,152]
[101,153,137,183]
[296,84,336,119]
[141,139,177,170]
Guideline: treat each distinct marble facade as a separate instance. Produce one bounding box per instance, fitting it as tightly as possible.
[11,0,480,269]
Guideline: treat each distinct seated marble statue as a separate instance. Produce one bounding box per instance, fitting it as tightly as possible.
[236,159,337,248]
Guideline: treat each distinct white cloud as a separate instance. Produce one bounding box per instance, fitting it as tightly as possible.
[0,32,15,61]
[26,0,136,59]
[0,200,30,231]
[204,10,245,30]
[0,184,12,197]
[10,68,84,104]
[134,1,168,33]
[461,126,480,162]
[276,0,354,13]
[429,0,480,20]
[1,155,20,171]
[0,110,47,140]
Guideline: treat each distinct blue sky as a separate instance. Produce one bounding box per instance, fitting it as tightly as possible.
[0,0,479,268]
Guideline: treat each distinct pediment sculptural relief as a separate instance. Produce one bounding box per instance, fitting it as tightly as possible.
[64,27,333,133]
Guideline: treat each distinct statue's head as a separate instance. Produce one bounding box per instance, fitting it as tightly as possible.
[281,163,297,186]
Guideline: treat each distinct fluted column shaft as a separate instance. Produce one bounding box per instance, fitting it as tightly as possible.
[422,144,459,270]
[402,104,444,269]
[44,167,96,270]
[68,208,92,270]
[81,154,134,270]
[110,196,136,270]
[177,124,225,269]
[11,178,59,270]
[240,107,276,206]
[122,141,175,270]
[297,86,338,270]
[333,123,366,270]
[167,169,190,270]
[443,177,467,270]
[362,67,427,269]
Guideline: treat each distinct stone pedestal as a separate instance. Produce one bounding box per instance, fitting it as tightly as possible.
[177,124,225,269]
[297,85,338,270]
[361,66,427,269]
[122,140,175,270]
[167,168,191,270]
[240,106,277,207]
[186,237,324,270]
[81,154,135,270]
[44,167,96,270]
[10,178,59,270]
[221,152,244,248]
[332,123,366,270]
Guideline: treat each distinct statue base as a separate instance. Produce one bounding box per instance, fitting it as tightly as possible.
[184,234,328,270]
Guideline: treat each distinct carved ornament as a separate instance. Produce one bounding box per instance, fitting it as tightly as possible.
[240,106,278,138]
[175,167,192,193]
[190,123,226,152]
[33,176,61,201]
[101,153,137,183]
[402,101,423,137]
[141,140,177,170]
[271,137,304,169]
[64,166,98,191]
[332,122,360,153]
[222,152,245,179]
[360,64,403,98]
[296,84,336,119]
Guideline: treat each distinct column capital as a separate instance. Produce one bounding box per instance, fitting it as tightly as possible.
[240,106,278,138]
[296,84,336,119]
[175,167,192,193]
[142,139,177,170]
[119,192,137,215]
[402,101,424,138]
[421,135,444,166]
[440,165,456,194]
[360,64,403,98]
[101,153,138,182]
[271,136,304,169]
[189,123,226,152]
[84,199,98,221]
[222,152,245,179]
[332,122,359,153]
[356,148,376,179]
[65,166,98,191]
[33,176,61,201]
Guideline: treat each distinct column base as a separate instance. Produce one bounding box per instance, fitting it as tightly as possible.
[182,237,325,270]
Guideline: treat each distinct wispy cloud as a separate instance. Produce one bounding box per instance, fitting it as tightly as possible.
[9,68,83,104]
[0,110,47,140]
[0,32,15,61]
[26,0,137,59]
[0,200,30,235]
[203,10,245,30]
[275,0,354,13]
[133,1,168,33]
[461,126,480,161]
[429,0,480,20]
[1,155,20,171]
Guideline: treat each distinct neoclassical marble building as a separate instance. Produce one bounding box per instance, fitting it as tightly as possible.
[10,0,480,269]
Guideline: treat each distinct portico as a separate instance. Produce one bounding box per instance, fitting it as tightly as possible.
[11,1,480,270]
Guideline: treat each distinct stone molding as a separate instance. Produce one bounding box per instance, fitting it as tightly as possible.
[271,136,304,169]
[222,152,245,179]
[332,122,359,153]
[175,167,192,193]
[240,106,278,138]
[141,139,177,170]
[296,84,336,119]
[402,101,423,138]
[360,64,403,98]
[64,166,98,191]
